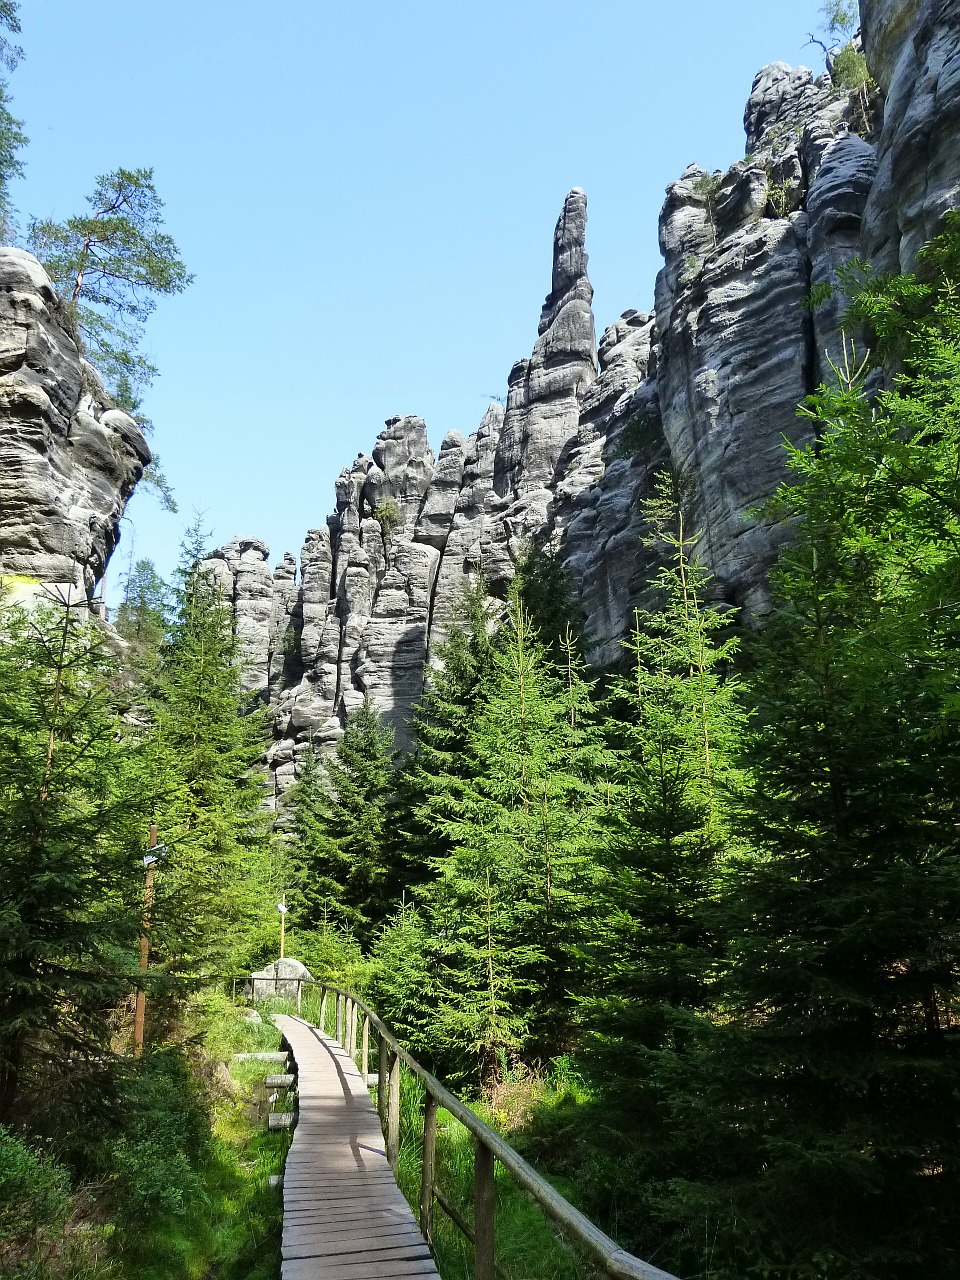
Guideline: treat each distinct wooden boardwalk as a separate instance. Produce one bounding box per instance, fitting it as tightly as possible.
[274,1014,441,1280]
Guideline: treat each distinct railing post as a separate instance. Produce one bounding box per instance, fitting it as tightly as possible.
[361,1014,369,1081]
[420,1091,438,1245]
[320,987,328,1034]
[387,1050,400,1168]
[473,1140,495,1280]
[336,992,344,1045]
[378,1032,388,1127]
[347,999,356,1059]
[296,978,302,1016]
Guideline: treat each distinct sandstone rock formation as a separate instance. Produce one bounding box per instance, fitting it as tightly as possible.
[0,248,150,597]
[861,0,960,270]
[207,0,958,794]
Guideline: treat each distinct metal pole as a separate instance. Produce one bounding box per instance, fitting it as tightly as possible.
[279,892,286,959]
[132,823,157,1058]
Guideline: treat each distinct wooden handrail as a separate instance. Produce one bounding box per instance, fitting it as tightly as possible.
[292,979,678,1280]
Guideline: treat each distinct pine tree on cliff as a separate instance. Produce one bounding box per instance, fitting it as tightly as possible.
[30,168,191,407]
[288,698,398,942]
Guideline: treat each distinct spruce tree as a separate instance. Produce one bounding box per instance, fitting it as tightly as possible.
[643,221,960,1279]
[114,557,168,664]
[145,524,273,974]
[0,593,147,1121]
[287,699,398,942]
[395,578,497,882]
[421,596,606,1077]
[583,471,748,1086]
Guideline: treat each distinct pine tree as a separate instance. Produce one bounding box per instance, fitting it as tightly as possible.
[583,472,748,1081]
[421,596,606,1078]
[0,593,148,1122]
[287,699,398,942]
[29,168,191,407]
[144,523,273,975]
[642,222,960,1278]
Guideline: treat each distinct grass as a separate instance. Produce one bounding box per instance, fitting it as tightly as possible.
[389,1068,596,1280]
[110,991,290,1280]
[244,984,602,1279]
[6,990,290,1280]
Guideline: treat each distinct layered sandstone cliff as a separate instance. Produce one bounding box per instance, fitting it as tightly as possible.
[0,10,951,789]
[0,249,150,598]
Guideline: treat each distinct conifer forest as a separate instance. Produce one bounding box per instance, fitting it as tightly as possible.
[2,2,960,1279]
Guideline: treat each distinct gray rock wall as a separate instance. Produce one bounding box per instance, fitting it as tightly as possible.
[211,0,958,794]
[0,248,150,597]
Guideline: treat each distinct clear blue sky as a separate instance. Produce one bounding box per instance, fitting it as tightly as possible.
[9,0,827,591]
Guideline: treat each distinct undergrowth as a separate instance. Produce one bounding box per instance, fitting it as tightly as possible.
[0,989,288,1280]
[389,1062,598,1280]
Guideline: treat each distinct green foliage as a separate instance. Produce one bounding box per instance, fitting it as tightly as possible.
[583,471,747,1082]
[766,177,798,219]
[820,0,858,39]
[286,699,398,942]
[30,168,192,405]
[415,597,608,1078]
[367,904,436,1058]
[830,41,872,93]
[114,557,168,662]
[690,170,720,243]
[372,497,400,540]
[0,1125,71,1270]
[0,74,24,237]
[0,2,24,240]
[680,251,701,284]
[511,546,583,659]
[144,522,274,976]
[0,593,149,1122]
[102,1051,210,1223]
[582,217,960,1279]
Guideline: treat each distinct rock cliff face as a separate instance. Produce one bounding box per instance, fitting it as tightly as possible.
[208,0,958,795]
[0,249,150,597]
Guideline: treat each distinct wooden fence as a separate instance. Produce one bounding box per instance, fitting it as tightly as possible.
[274,978,678,1280]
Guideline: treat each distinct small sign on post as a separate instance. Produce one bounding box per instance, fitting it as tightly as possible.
[277,895,288,959]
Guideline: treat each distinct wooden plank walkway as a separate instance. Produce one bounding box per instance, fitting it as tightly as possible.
[273,1014,441,1280]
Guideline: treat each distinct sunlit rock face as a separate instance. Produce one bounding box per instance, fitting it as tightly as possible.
[654,60,876,614]
[213,0,957,792]
[0,248,149,598]
[860,0,960,270]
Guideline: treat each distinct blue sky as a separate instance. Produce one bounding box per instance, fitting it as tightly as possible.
[10,0,828,592]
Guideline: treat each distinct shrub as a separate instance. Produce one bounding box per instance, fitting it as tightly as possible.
[831,42,873,93]
[373,498,400,540]
[0,1125,71,1268]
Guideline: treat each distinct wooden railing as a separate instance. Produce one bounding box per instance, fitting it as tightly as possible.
[278,978,678,1280]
